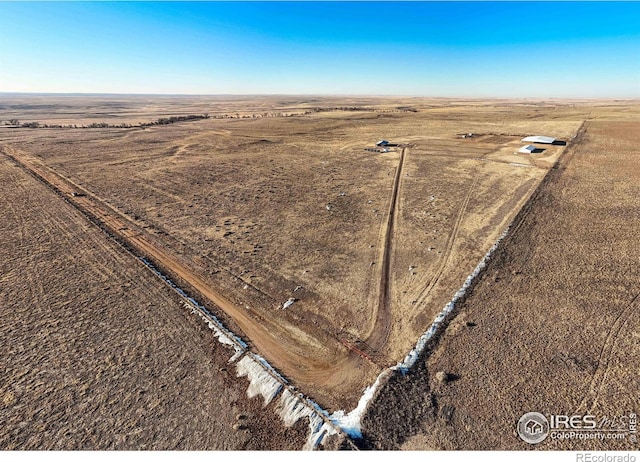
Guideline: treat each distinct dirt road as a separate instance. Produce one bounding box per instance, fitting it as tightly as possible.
[1,146,380,409]
[0,155,309,450]
[361,120,640,450]
[366,147,407,353]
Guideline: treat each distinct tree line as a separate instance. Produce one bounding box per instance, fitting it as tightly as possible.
[1,114,210,129]
[0,107,419,130]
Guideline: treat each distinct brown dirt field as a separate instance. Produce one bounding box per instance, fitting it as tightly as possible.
[361,119,640,450]
[2,96,637,449]
[1,97,578,410]
[0,156,308,450]
[1,146,374,403]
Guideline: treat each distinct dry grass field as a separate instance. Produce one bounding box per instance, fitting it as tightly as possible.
[0,154,307,450]
[1,95,637,449]
[362,118,640,450]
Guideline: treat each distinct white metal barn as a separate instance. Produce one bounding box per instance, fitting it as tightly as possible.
[521,135,556,144]
[519,145,537,154]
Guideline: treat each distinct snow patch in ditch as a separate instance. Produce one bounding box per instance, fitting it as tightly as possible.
[277,389,339,450]
[394,225,510,374]
[137,246,348,449]
[236,355,283,405]
[310,224,513,443]
[329,369,392,439]
[184,301,246,362]
[138,221,511,449]
[304,414,339,450]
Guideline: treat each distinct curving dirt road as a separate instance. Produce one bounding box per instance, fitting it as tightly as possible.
[1,146,380,409]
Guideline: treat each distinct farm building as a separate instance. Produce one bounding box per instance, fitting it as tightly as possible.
[521,135,556,144]
[518,145,538,154]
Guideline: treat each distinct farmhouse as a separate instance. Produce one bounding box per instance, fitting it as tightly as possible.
[522,135,556,144]
[518,145,537,154]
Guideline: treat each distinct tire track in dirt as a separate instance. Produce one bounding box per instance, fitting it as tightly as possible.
[410,121,584,321]
[411,170,479,313]
[576,291,639,415]
[1,155,141,305]
[14,159,278,307]
[0,158,85,263]
[365,147,407,353]
[1,146,378,407]
[0,162,30,248]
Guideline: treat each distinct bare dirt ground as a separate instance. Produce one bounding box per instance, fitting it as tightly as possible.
[361,118,640,450]
[1,95,636,449]
[0,98,581,389]
[0,156,309,449]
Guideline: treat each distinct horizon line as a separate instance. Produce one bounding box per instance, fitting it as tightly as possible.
[1,92,638,101]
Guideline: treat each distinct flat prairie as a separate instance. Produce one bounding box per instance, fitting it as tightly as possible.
[362,118,640,450]
[1,96,637,449]
[0,154,307,449]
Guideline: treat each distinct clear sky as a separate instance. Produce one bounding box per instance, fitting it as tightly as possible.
[0,1,638,97]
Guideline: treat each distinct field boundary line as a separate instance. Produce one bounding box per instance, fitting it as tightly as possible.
[0,146,354,450]
[346,122,588,446]
[22,154,280,307]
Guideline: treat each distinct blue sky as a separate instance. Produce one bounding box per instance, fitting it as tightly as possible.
[0,1,638,97]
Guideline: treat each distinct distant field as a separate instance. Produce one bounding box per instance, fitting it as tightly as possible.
[1,96,637,449]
